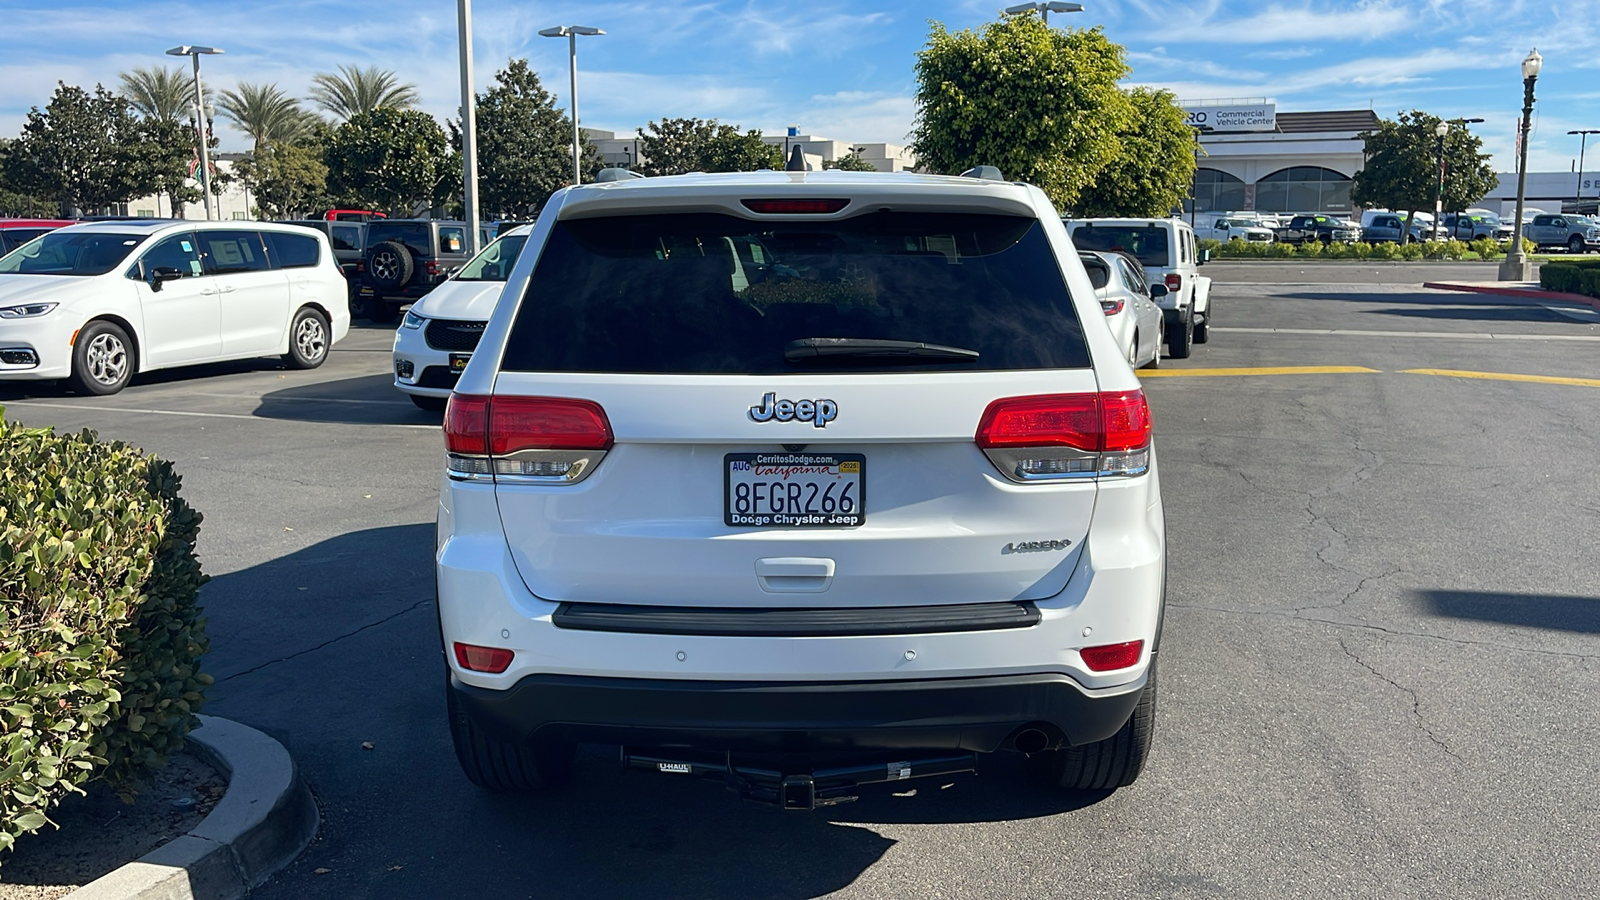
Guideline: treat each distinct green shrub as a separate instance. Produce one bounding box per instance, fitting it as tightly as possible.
[1199,237,1224,257]
[1321,240,1349,259]
[1299,241,1325,259]
[1266,241,1297,258]
[1399,241,1425,261]
[1469,236,1500,260]
[1372,241,1404,261]
[1442,239,1468,261]
[0,421,209,862]
[1348,241,1373,260]
[1582,269,1600,299]
[1540,264,1582,293]
[1500,237,1536,257]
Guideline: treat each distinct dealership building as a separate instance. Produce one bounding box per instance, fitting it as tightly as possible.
[1180,101,1376,216]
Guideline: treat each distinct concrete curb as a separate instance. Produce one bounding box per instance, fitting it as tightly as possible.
[64,716,318,900]
[1422,281,1600,311]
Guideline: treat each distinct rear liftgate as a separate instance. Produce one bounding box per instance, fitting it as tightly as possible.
[621,748,978,810]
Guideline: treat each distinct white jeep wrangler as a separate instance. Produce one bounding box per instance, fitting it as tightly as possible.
[1066,217,1213,359]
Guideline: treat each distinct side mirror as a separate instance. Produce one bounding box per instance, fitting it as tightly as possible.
[1199,248,1212,265]
[149,266,184,291]
[1149,283,1169,299]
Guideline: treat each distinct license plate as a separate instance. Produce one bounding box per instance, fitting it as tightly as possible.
[449,353,472,373]
[725,453,865,527]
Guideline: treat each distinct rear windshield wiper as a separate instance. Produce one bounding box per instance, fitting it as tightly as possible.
[783,337,980,363]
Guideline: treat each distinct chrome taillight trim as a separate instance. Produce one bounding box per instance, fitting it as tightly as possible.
[446,450,607,484]
[982,446,1149,483]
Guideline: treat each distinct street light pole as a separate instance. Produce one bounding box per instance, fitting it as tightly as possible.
[1568,129,1600,206]
[1003,1,1085,25]
[1500,49,1542,281]
[539,25,605,186]
[457,0,480,254]
[1433,121,1448,237]
[166,45,224,220]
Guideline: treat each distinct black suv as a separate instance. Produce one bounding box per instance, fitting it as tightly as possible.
[278,220,367,295]
[358,220,491,322]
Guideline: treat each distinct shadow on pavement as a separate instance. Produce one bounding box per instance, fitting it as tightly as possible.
[0,356,293,401]
[253,373,438,426]
[204,524,1114,899]
[1417,589,1600,635]
[1278,291,1573,324]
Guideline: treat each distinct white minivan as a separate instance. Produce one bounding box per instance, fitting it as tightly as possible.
[0,220,349,395]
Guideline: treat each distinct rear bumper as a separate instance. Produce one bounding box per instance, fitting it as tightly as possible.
[450,669,1146,754]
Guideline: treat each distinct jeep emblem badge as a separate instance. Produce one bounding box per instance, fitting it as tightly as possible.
[749,392,838,428]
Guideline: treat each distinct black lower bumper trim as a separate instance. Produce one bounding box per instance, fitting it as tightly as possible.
[551,601,1040,637]
[451,670,1144,754]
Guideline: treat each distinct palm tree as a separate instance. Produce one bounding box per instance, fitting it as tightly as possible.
[217,82,316,152]
[308,65,420,121]
[119,65,206,121]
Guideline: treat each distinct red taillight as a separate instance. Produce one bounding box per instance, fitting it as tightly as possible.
[1100,298,1125,316]
[453,642,514,673]
[976,394,1102,452]
[443,393,489,454]
[425,260,441,276]
[355,261,366,273]
[1099,390,1152,452]
[740,199,851,214]
[489,397,613,454]
[1164,273,1182,290]
[1080,640,1143,672]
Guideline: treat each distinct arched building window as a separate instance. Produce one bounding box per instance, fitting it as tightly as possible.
[1185,168,1246,214]
[1254,166,1353,214]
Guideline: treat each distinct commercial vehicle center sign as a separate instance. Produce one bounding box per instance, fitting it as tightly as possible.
[1183,103,1277,132]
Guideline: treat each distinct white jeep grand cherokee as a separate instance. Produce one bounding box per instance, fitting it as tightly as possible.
[437,170,1166,809]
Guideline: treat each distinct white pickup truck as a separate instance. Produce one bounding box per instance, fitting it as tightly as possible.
[1067,217,1213,360]
[1193,215,1275,244]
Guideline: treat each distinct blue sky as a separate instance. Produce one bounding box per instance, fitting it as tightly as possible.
[1,1,1596,175]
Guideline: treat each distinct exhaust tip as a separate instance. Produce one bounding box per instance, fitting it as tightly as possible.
[1014,728,1050,755]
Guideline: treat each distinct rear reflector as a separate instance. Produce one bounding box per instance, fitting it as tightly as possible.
[454,642,514,673]
[740,199,851,214]
[1080,640,1143,672]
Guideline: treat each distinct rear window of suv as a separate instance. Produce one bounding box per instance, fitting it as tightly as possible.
[501,211,1090,375]
[1068,225,1170,268]
[366,223,431,256]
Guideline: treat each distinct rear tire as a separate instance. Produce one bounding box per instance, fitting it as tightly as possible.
[447,682,574,792]
[1570,235,1585,254]
[68,320,134,396]
[283,307,330,369]
[410,394,447,411]
[1030,660,1158,791]
[1166,307,1194,359]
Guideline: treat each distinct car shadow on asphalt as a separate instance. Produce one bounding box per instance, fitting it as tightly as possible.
[1417,589,1600,634]
[0,357,297,401]
[1280,291,1577,324]
[206,523,1117,898]
[253,373,439,426]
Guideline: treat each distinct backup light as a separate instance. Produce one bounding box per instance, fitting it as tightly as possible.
[454,642,514,673]
[740,199,851,214]
[1080,640,1143,672]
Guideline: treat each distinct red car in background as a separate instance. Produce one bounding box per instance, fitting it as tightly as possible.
[0,219,75,255]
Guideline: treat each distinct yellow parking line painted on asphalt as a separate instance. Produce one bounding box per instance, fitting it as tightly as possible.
[1140,366,1381,378]
[1400,368,1600,388]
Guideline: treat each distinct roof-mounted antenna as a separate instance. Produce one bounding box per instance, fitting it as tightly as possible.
[960,165,1005,181]
[594,167,646,183]
[786,144,810,171]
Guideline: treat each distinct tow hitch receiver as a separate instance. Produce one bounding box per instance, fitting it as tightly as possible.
[621,748,978,810]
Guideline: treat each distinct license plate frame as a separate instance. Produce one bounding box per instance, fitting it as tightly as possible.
[449,353,472,373]
[724,452,865,528]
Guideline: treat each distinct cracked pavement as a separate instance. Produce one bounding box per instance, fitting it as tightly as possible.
[3,276,1598,898]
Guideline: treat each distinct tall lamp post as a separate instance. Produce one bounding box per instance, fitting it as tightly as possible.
[1433,121,1449,237]
[1003,1,1084,25]
[457,0,480,255]
[538,25,604,186]
[166,45,223,220]
[1500,48,1542,281]
[1568,129,1600,208]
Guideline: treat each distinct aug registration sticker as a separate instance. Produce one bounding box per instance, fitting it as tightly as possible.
[724,453,865,527]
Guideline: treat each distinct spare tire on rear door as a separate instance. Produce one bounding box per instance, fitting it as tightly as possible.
[367,240,415,291]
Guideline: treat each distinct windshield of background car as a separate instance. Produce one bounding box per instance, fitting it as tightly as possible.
[0,232,145,276]
[1068,225,1170,268]
[453,235,529,282]
[502,211,1090,375]
[365,223,430,255]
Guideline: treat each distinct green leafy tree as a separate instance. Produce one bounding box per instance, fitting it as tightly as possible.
[4,83,155,214]
[1072,87,1196,217]
[309,66,420,121]
[324,107,453,216]
[825,152,878,172]
[636,117,782,176]
[217,82,316,153]
[128,116,203,216]
[460,59,597,218]
[233,139,329,219]
[1352,110,1496,229]
[117,65,207,122]
[0,139,58,217]
[911,13,1132,209]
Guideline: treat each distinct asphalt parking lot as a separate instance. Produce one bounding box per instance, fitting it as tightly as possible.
[3,270,1599,899]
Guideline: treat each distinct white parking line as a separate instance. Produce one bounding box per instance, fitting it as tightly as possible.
[2,400,439,429]
[1537,302,1600,323]
[1214,327,1600,342]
